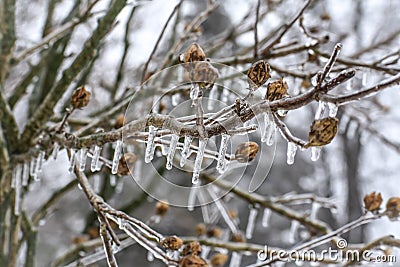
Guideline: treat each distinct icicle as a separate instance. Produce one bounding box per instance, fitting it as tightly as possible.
[147,251,154,262]
[187,184,198,211]
[161,143,169,156]
[286,142,297,165]
[29,158,36,178]
[33,151,45,181]
[262,114,275,146]
[288,220,300,243]
[110,175,117,187]
[245,207,258,239]
[91,145,102,172]
[328,102,338,117]
[111,140,123,174]
[216,134,230,173]
[197,189,211,223]
[346,120,358,139]
[68,150,76,173]
[346,78,353,91]
[145,126,156,163]
[310,147,321,161]
[11,166,17,188]
[166,134,179,170]
[79,147,88,172]
[180,135,192,167]
[310,202,321,220]
[207,86,218,110]
[93,174,101,193]
[22,162,29,186]
[261,208,271,227]
[315,101,327,120]
[310,73,319,86]
[221,88,229,103]
[14,165,22,216]
[171,94,180,106]
[229,252,242,267]
[190,83,200,100]
[207,187,238,233]
[52,143,60,160]
[192,139,207,184]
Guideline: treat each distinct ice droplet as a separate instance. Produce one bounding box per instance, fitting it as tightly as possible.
[147,251,154,262]
[328,102,338,117]
[315,101,327,120]
[110,175,117,187]
[245,207,258,239]
[111,140,123,174]
[180,135,192,167]
[22,162,29,187]
[216,134,230,173]
[310,147,321,162]
[145,126,156,163]
[262,208,271,227]
[91,145,102,172]
[166,134,179,170]
[79,147,88,172]
[288,220,300,243]
[286,142,297,165]
[229,252,242,267]
[68,150,76,173]
[192,139,208,184]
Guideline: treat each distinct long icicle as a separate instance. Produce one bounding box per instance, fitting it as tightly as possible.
[79,147,88,172]
[180,135,192,167]
[91,145,102,172]
[216,134,230,173]
[111,140,123,174]
[145,126,156,163]
[286,142,298,165]
[22,162,29,187]
[166,134,179,170]
[192,139,208,184]
[245,206,258,239]
[33,151,45,181]
[14,164,22,216]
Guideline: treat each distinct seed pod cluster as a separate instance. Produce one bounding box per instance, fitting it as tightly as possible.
[247,60,271,89]
[363,192,383,212]
[265,78,289,101]
[160,236,183,250]
[182,241,202,256]
[117,153,137,175]
[71,86,91,109]
[235,142,259,163]
[305,117,339,148]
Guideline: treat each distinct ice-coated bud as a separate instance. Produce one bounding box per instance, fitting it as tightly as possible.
[247,60,271,89]
[305,117,339,148]
[265,78,289,101]
[234,142,259,163]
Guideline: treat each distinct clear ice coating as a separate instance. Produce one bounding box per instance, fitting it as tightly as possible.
[166,134,179,170]
[286,142,298,165]
[22,162,29,186]
[180,135,193,167]
[328,102,338,117]
[91,145,102,172]
[311,147,321,161]
[33,151,45,181]
[262,114,275,146]
[68,149,76,173]
[111,140,123,174]
[229,252,242,267]
[192,139,208,184]
[145,126,156,163]
[79,147,88,172]
[261,208,271,227]
[315,101,327,120]
[216,134,230,173]
[190,83,200,100]
[245,207,258,239]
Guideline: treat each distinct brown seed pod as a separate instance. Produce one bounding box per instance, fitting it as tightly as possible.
[160,236,183,250]
[117,153,137,175]
[182,241,202,256]
[189,61,219,90]
[305,117,339,148]
[195,223,206,236]
[363,192,383,212]
[155,200,169,216]
[206,226,222,238]
[235,142,259,163]
[114,114,125,129]
[182,43,206,63]
[386,197,400,219]
[247,60,271,89]
[179,254,209,267]
[210,253,228,267]
[231,232,246,243]
[71,86,91,109]
[265,78,289,102]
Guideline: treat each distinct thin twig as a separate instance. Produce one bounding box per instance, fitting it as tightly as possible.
[253,0,261,58]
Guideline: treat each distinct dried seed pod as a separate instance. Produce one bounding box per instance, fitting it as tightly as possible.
[155,200,169,216]
[179,254,208,267]
[189,61,219,90]
[182,241,202,256]
[386,197,400,219]
[117,153,137,175]
[195,223,206,236]
[228,210,238,219]
[235,142,259,163]
[210,253,228,267]
[71,86,91,109]
[265,78,289,101]
[363,192,383,212]
[182,43,206,63]
[305,117,339,148]
[206,226,222,238]
[160,236,183,250]
[114,114,125,129]
[247,60,271,89]
[231,232,246,243]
